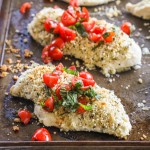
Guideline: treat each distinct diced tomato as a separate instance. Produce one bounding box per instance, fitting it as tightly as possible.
[61,11,77,26]
[67,6,77,19]
[71,77,82,87]
[44,18,57,32]
[81,78,95,87]
[20,2,31,14]
[32,128,52,141]
[48,47,63,60]
[120,22,132,35]
[79,71,93,80]
[77,7,89,22]
[103,32,115,43]
[51,38,65,49]
[91,26,106,34]
[82,20,95,32]
[43,97,54,112]
[76,98,87,114]
[41,45,52,64]
[56,63,64,72]
[51,70,63,76]
[76,106,86,113]
[55,85,62,100]
[43,73,58,88]
[18,110,31,125]
[69,65,76,70]
[81,7,89,21]
[41,51,52,64]
[59,25,76,42]
[70,0,78,7]
[56,84,71,100]
[53,23,61,34]
[89,33,104,42]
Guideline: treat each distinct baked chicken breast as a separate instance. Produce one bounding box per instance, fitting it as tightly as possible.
[10,63,132,138]
[28,7,141,76]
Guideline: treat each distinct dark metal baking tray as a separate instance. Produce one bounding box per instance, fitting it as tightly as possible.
[0,0,150,148]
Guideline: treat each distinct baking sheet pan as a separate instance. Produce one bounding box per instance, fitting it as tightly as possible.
[0,0,150,147]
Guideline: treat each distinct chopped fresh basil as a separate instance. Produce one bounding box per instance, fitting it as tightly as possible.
[40,101,45,107]
[53,78,100,112]
[60,87,78,112]
[45,85,51,97]
[74,80,83,89]
[103,32,110,38]
[63,67,78,76]
[92,41,104,51]
[79,103,92,111]
[69,22,87,37]
[83,86,97,98]
[75,22,87,37]
[68,25,76,30]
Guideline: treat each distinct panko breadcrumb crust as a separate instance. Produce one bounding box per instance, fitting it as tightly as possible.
[10,63,132,139]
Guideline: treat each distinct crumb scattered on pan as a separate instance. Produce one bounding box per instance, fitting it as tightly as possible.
[14,118,21,123]
[138,78,143,84]
[24,49,33,58]
[12,126,19,132]
[13,75,18,81]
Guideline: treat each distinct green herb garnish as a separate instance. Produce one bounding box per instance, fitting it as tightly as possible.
[79,103,93,111]
[60,87,78,112]
[103,32,110,38]
[92,41,104,51]
[63,67,78,76]
[83,86,97,98]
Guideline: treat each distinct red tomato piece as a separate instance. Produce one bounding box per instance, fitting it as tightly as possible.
[89,33,104,42]
[69,65,76,70]
[82,20,95,32]
[55,85,62,100]
[41,51,52,64]
[56,63,64,72]
[76,98,87,114]
[56,84,71,100]
[59,25,76,42]
[76,106,86,113]
[70,0,78,7]
[79,71,93,80]
[81,7,89,21]
[71,77,81,87]
[43,73,58,88]
[103,32,115,43]
[51,38,65,49]
[91,26,106,34]
[32,128,52,141]
[77,7,89,22]
[67,7,77,19]
[61,11,77,26]
[53,23,61,34]
[44,97,54,112]
[51,70,63,76]
[20,2,31,14]
[44,18,57,32]
[81,78,95,87]
[48,47,63,60]
[41,45,52,64]
[18,110,31,125]
[120,22,132,35]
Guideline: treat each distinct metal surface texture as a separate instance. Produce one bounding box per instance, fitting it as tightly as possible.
[0,0,150,147]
